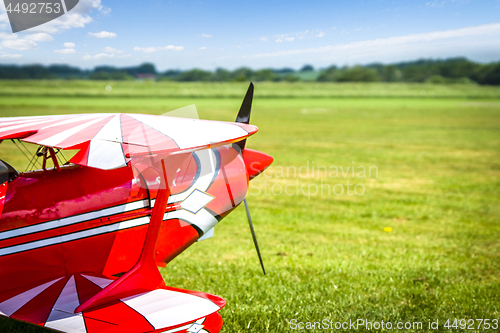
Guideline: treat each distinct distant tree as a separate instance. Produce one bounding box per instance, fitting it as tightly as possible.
[0,58,498,84]
[24,65,53,79]
[214,68,231,81]
[233,75,247,82]
[48,65,82,78]
[300,64,314,72]
[121,63,157,76]
[316,65,338,82]
[110,71,134,80]
[231,67,254,82]
[254,69,276,81]
[284,74,300,82]
[94,66,118,73]
[337,66,380,82]
[437,57,476,79]
[272,67,295,74]
[426,75,447,84]
[89,71,111,80]
[479,63,500,85]
[135,63,156,75]
[177,69,213,81]
[377,65,402,82]
[160,69,182,78]
[0,65,27,79]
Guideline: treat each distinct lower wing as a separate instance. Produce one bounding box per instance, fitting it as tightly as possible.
[0,273,224,333]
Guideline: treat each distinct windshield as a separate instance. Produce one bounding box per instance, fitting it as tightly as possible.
[0,160,19,184]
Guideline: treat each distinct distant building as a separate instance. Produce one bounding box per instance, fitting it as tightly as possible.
[136,73,156,80]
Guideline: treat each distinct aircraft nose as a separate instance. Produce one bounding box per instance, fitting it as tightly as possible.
[241,148,273,180]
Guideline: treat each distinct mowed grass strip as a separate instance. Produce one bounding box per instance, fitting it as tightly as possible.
[1,80,500,99]
[0,82,498,332]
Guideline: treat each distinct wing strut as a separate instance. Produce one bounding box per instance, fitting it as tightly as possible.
[76,153,189,313]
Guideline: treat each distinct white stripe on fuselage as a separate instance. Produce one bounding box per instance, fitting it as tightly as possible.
[0,216,151,257]
[0,149,223,256]
[0,200,149,241]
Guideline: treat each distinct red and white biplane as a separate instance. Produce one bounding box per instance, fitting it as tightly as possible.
[0,84,272,332]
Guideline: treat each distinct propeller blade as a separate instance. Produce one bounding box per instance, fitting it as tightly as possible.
[243,198,266,275]
[234,83,265,274]
[234,82,254,152]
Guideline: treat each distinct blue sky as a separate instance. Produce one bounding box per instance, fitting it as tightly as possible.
[0,0,499,70]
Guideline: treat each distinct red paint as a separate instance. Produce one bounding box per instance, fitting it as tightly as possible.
[242,148,274,180]
[0,141,271,332]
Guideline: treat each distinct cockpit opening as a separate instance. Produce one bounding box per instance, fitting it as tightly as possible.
[0,159,19,184]
[0,139,77,174]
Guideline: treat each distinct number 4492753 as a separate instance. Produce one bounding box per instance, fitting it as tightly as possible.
[443,319,498,330]
[6,2,62,14]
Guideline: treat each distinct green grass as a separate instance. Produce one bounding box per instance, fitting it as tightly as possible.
[1,80,500,99]
[0,81,499,332]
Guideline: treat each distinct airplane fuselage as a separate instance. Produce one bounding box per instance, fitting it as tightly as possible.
[0,145,253,292]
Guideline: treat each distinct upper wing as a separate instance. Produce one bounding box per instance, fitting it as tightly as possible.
[0,113,257,170]
[0,273,225,333]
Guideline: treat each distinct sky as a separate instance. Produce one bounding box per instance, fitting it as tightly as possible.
[0,0,499,70]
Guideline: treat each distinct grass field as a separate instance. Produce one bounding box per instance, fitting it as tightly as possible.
[0,81,499,332]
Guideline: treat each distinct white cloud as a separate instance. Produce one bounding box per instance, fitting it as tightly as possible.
[265,29,327,43]
[275,34,296,43]
[0,32,18,40]
[64,42,76,48]
[25,33,54,42]
[54,48,76,54]
[199,46,207,50]
[71,0,110,15]
[426,0,446,7]
[103,46,123,53]
[133,45,184,53]
[1,39,37,50]
[83,53,131,60]
[83,53,115,60]
[0,53,22,58]
[87,31,117,38]
[202,33,212,38]
[2,0,106,34]
[245,23,500,59]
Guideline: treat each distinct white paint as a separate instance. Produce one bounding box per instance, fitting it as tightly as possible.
[88,139,127,169]
[92,114,123,143]
[0,277,63,316]
[168,149,217,204]
[45,276,87,333]
[0,200,148,241]
[197,227,214,241]
[181,189,214,214]
[81,274,113,289]
[128,114,247,150]
[38,116,109,147]
[164,209,217,234]
[122,289,219,330]
[0,216,150,257]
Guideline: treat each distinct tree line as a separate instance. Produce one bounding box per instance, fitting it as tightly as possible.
[0,57,499,85]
